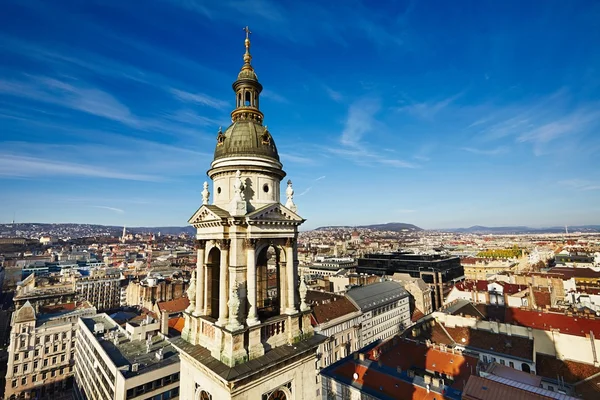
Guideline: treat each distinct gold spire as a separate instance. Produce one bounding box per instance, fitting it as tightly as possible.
[243,26,252,65]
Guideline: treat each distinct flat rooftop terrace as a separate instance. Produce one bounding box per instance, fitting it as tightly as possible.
[82,315,179,378]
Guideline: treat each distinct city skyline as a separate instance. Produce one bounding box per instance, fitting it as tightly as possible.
[1,0,600,230]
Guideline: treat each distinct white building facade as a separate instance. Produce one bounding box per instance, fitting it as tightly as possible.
[74,314,180,400]
[346,281,411,347]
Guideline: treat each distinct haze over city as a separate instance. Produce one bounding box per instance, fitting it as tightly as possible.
[1,0,599,229]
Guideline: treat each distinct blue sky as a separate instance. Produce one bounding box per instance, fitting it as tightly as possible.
[1,0,599,230]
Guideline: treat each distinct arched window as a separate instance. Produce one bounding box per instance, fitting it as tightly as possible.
[256,245,281,320]
[245,91,251,106]
[207,247,221,319]
[521,363,531,373]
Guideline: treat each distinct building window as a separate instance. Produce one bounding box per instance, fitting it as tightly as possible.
[12,380,17,388]
[21,377,26,385]
[500,359,505,366]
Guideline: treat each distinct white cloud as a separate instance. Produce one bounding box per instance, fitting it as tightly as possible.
[261,89,289,103]
[341,98,381,147]
[92,206,125,213]
[298,187,312,196]
[0,154,159,181]
[558,179,600,191]
[169,88,228,110]
[462,146,509,156]
[280,153,316,165]
[324,86,343,102]
[397,92,463,119]
[0,76,138,126]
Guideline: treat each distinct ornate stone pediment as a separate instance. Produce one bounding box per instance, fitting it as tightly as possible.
[188,205,231,226]
[246,203,304,226]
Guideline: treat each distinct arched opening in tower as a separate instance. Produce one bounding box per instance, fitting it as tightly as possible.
[256,245,282,320]
[245,91,252,107]
[206,247,221,320]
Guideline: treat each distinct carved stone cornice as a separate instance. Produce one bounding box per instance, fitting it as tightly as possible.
[243,238,259,250]
[218,239,231,250]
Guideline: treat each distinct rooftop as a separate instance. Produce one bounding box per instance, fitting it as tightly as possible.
[170,334,325,383]
[311,295,359,325]
[321,337,476,400]
[346,281,409,312]
[157,297,190,313]
[463,375,566,400]
[81,314,179,378]
[535,353,600,385]
[407,318,534,361]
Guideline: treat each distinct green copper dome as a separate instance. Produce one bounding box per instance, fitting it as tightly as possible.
[213,121,279,161]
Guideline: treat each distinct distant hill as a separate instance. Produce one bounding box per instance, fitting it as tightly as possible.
[315,222,423,232]
[0,222,196,239]
[443,225,600,234]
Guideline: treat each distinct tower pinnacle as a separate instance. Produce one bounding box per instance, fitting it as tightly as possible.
[243,26,252,65]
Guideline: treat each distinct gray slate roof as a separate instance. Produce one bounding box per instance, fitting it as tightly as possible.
[345,281,409,312]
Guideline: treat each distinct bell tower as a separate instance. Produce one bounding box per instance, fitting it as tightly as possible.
[172,28,324,400]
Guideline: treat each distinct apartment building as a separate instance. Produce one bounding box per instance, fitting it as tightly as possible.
[346,281,411,347]
[74,314,180,400]
[124,274,187,310]
[389,273,433,316]
[74,271,124,311]
[4,300,96,400]
[310,294,362,368]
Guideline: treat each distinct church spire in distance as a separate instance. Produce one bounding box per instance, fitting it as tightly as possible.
[231,26,264,124]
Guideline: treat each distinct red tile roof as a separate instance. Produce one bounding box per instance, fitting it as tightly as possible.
[507,308,600,337]
[39,302,77,313]
[463,375,554,400]
[535,353,600,384]
[548,267,600,280]
[168,317,185,333]
[157,297,190,313]
[367,339,478,390]
[311,296,359,325]
[532,288,551,308]
[454,280,527,295]
[443,325,533,361]
[411,308,425,322]
[332,361,451,400]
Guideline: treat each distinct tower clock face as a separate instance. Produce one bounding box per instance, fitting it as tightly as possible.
[268,389,287,400]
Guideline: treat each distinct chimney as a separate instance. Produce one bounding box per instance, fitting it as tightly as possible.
[155,348,164,361]
[160,311,169,336]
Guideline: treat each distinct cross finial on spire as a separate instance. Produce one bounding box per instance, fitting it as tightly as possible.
[243,26,252,64]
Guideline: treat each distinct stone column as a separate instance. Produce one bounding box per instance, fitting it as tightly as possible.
[245,239,259,326]
[285,238,297,314]
[194,240,205,316]
[217,240,230,326]
[203,263,208,316]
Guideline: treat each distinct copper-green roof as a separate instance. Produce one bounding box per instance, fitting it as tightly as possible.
[213,120,279,161]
